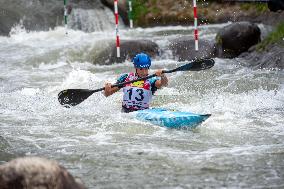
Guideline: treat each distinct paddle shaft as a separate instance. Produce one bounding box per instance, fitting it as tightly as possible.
[87,57,211,94]
[58,58,215,107]
[88,71,170,94]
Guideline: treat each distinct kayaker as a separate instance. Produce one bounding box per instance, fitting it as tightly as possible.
[104,53,168,113]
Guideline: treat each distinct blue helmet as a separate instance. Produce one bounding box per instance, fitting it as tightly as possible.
[132,53,151,69]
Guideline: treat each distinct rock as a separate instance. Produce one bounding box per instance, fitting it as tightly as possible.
[268,0,284,12]
[215,22,261,58]
[239,40,284,70]
[0,157,86,189]
[0,0,64,36]
[94,39,159,65]
[169,37,216,61]
[0,8,21,36]
[100,0,129,25]
[0,0,107,36]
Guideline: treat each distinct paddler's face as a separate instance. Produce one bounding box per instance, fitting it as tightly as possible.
[136,68,149,78]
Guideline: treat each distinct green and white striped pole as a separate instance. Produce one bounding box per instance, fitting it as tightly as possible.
[64,0,68,34]
[128,0,133,28]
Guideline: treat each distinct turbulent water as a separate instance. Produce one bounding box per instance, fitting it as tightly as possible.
[0,0,119,34]
[0,22,284,188]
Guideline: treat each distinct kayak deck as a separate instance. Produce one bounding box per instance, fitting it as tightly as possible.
[135,108,211,129]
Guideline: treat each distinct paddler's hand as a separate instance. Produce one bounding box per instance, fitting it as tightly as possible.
[155,69,164,77]
[155,69,168,87]
[104,83,112,97]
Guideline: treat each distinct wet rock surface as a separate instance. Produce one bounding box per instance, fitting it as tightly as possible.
[0,0,105,36]
[94,39,159,64]
[169,37,216,61]
[0,157,86,189]
[239,40,284,70]
[215,22,261,58]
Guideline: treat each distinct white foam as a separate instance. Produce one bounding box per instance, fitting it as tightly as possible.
[1,25,283,184]
[20,88,40,96]
[38,61,68,70]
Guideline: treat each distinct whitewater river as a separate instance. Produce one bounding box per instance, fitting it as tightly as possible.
[0,24,283,188]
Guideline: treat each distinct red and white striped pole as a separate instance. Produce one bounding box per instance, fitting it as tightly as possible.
[193,0,198,51]
[114,0,120,57]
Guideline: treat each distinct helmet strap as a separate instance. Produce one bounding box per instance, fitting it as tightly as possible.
[135,68,139,77]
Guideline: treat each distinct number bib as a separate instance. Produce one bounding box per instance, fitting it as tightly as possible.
[121,73,153,110]
[123,86,152,109]
[120,73,154,110]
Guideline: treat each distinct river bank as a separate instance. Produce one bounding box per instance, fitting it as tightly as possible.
[240,22,284,70]
[102,0,284,27]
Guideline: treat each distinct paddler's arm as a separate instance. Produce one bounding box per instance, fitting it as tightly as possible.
[104,73,128,97]
[154,69,168,89]
[104,83,120,97]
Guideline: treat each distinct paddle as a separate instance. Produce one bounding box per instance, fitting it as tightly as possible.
[58,58,215,107]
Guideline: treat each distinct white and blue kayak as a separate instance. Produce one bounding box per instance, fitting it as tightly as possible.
[135,108,211,129]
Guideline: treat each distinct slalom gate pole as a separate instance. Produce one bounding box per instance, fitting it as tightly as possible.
[114,0,120,57]
[193,0,198,51]
[128,0,133,28]
[64,0,68,34]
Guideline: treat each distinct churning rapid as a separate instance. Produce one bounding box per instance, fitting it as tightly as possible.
[0,2,284,189]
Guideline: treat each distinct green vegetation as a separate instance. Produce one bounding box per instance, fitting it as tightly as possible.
[257,22,284,51]
[151,7,160,15]
[240,3,269,13]
[132,0,149,25]
[130,0,271,27]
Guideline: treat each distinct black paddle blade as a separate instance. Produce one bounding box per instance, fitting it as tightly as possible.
[58,89,95,107]
[189,58,215,71]
[164,58,215,73]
